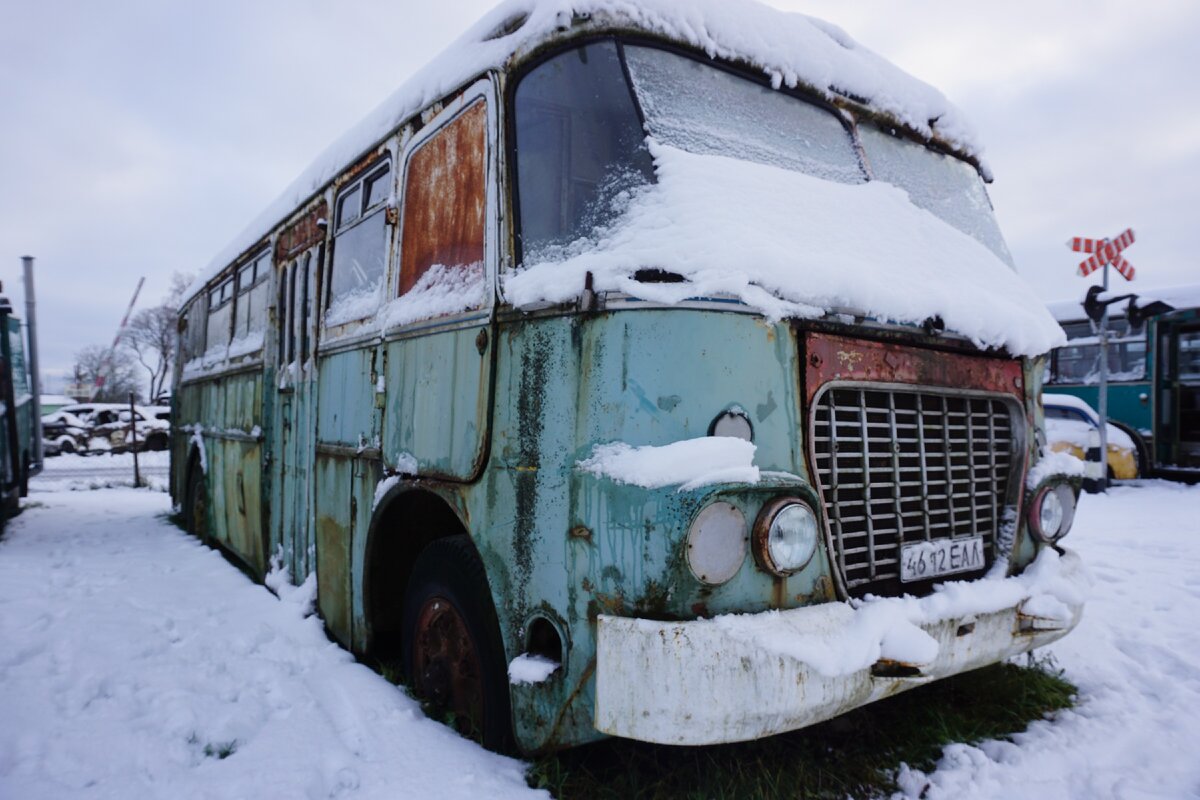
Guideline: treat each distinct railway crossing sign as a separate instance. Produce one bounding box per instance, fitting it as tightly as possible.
[1068,228,1136,281]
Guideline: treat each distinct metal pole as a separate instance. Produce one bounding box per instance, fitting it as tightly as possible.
[21,256,43,475]
[1097,253,1110,491]
[129,391,141,488]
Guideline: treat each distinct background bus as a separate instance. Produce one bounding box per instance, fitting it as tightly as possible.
[0,291,40,526]
[1046,284,1200,479]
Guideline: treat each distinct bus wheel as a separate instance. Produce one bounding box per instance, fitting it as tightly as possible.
[402,535,512,752]
[19,454,29,498]
[186,465,209,544]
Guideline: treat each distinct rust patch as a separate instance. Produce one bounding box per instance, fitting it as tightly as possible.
[804,332,1023,404]
[399,100,487,296]
[276,202,329,262]
[316,513,352,646]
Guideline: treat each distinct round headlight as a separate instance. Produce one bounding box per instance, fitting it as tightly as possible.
[686,502,747,585]
[1030,484,1076,542]
[753,499,819,576]
[1039,490,1064,537]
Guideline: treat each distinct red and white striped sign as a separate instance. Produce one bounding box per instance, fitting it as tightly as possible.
[1068,228,1135,281]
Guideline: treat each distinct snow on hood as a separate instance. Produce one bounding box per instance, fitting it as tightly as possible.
[187,0,983,305]
[507,142,1065,356]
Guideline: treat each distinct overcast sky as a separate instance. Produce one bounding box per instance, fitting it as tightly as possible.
[2,0,1197,391]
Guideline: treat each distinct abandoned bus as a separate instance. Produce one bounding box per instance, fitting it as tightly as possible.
[1047,284,1200,479]
[173,0,1086,752]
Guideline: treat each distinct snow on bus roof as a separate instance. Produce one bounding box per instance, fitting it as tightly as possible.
[187,0,985,304]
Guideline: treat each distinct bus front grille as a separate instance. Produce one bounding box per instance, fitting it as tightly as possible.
[810,386,1018,598]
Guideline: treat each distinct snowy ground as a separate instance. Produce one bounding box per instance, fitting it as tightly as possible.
[1,474,1198,799]
[34,450,170,492]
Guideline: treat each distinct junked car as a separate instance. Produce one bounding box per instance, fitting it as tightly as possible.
[1044,392,1139,480]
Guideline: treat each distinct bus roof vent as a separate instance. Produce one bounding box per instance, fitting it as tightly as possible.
[484,12,528,41]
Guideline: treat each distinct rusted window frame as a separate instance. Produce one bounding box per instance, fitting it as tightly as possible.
[387,76,498,331]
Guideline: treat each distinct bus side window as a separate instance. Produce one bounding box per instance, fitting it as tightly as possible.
[278,263,294,366]
[206,275,234,353]
[398,99,487,304]
[234,250,271,346]
[327,160,392,324]
[297,252,312,365]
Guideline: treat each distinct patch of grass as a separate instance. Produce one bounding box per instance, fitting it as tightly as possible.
[187,733,240,761]
[203,740,239,760]
[527,654,1075,799]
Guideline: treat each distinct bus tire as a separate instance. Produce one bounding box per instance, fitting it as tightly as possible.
[19,453,29,498]
[185,462,210,544]
[401,535,513,752]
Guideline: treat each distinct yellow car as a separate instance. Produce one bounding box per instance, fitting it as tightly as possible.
[1043,393,1139,480]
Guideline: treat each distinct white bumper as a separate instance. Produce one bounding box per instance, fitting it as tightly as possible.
[595,550,1085,745]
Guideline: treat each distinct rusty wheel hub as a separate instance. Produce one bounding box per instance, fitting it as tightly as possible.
[413,596,483,735]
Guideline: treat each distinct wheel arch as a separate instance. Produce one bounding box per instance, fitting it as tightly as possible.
[362,482,484,658]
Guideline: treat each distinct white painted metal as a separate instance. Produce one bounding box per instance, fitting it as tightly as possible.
[595,550,1085,745]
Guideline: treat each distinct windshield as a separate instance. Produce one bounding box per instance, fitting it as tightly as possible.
[857,124,1013,265]
[623,45,866,185]
[512,39,1011,269]
[513,41,654,264]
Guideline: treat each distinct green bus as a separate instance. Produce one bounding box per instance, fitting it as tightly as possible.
[173,0,1087,753]
[1046,284,1200,478]
[0,293,39,527]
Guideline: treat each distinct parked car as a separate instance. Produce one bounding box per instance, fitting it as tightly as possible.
[49,403,171,454]
[41,410,90,455]
[1043,393,1139,479]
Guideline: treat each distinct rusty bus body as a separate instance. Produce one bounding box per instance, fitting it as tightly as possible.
[173,8,1083,753]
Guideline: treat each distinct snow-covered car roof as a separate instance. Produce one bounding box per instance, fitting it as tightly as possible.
[41,410,88,429]
[1043,393,1134,450]
[1043,393,1099,424]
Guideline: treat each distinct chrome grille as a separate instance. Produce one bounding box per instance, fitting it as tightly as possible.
[810,386,1018,597]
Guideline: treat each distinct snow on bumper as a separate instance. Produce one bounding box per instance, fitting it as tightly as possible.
[595,549,1086,745]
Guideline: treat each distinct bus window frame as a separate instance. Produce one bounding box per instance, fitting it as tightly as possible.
[233,248,272,346]
[324,156,395,322]
[384,76,498,333]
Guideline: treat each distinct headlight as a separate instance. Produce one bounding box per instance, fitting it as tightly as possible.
[686,502,747,584]
[753,498,819,576]
[1030,483,1076,542]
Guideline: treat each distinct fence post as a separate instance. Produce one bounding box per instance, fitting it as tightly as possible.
[129,392,141,488]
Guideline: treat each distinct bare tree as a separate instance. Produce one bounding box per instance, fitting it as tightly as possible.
[73,344,141,402]
[126,305,177,401]
[124,272,194,402]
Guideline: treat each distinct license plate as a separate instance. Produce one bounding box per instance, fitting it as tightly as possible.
[900,537,984,582]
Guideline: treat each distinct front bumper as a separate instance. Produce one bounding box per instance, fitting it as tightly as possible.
[595,549,1085,745]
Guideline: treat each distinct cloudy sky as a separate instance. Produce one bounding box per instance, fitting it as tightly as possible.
[2,0,1197,391]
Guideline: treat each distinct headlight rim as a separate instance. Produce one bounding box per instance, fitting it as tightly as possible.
[752,497,820,577]
[1029,482,1077,543]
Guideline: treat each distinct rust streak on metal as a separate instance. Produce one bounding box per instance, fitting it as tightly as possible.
[399,100,487,296]
[803,332,1023,404]
[277,201,329,261]
[545,657,597,747]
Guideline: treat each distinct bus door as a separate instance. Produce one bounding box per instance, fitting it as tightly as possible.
[1156,317,1200,468]
[271,244,321,579]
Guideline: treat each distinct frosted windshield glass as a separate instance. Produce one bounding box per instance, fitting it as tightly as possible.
[624,45,865,185]
[858,124,1013,266]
